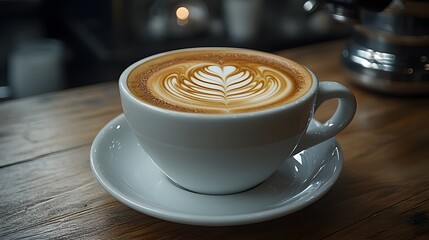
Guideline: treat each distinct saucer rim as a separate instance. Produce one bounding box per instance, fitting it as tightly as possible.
[90,114,343,226]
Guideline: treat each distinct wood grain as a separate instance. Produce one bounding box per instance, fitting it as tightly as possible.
[1,40,429,239]
[0,82,122,167]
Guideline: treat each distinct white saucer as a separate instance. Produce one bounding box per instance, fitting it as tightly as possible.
[90,114,343,226]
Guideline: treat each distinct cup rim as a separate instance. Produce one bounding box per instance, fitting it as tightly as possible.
[119,47,318,119]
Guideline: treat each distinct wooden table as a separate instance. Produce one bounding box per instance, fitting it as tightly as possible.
[1,40,429,239]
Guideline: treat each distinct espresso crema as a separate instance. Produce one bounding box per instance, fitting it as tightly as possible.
[127,49,312,114]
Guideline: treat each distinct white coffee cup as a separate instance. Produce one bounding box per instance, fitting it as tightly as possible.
[119,48,356,195]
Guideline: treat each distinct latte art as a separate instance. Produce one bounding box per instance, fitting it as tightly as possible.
[127,49,312,113]
[150,63,294,112]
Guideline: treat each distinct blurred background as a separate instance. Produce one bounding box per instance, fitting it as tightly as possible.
[0,0,351,100]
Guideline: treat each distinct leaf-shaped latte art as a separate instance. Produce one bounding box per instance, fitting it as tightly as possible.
[149,62,295,113]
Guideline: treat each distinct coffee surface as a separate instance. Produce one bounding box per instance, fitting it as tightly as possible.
[127,49,312,114]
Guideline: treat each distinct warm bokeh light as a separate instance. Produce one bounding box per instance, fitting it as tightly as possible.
[176,6,190,20]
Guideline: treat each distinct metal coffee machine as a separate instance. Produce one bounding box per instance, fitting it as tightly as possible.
[325,0,429,95]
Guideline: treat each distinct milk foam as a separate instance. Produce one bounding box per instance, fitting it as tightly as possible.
[127,49,312,113]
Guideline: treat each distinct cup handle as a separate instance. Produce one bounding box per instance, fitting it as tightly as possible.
[292,81,357,155]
